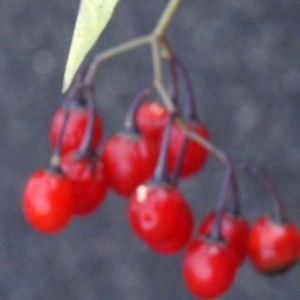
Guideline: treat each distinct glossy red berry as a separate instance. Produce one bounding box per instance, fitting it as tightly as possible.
[248,215,300,274]
[60,154,107,216]
[198,211,250,267]
[102,133,158,197]
[50,102,103,155]
[22,168,73,233]
[136,100,169,141]
[183,237,237,299]
[128,183,190,244]
[146,199,193,255]
[167,121,210,178]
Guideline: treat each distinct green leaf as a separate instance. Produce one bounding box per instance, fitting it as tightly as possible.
[62,0,120,93]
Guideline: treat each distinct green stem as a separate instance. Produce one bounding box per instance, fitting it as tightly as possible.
[151,0,182,109]
[83,35,152,86]
[151,38,176,111]
[151,38,163,84]
[154,0,182,36]
[176,117,230,165]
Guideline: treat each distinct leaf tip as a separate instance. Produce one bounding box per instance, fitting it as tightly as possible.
[61,82,69,94]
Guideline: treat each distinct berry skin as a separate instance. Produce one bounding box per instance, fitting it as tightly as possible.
[128,183,190,244]
[22,168,73,234]
[102,133,158,197]
[60,154,107,216]
[50,102,103,155]
[183,237,237,299]
[167,121,210,178]
[146,199,193,255]
[248,215,300,274]
[136,100,169,141]
[198,211,250,267]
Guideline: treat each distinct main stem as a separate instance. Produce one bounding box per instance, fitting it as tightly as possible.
[154,0,182,36]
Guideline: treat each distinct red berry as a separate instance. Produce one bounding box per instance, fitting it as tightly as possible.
[22,169,73,233]
[167,121,210,178]
[136,100,169,141]
[146,200,193,255]
[198,211,250,267]
[183,237,237,299]
[128,183,189,243]
[60,154,107,216]
[50,103,103,155]
[102,133,158,197]
[248,215,300,274]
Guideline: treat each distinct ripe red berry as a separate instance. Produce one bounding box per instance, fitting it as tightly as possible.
[60,154,107,216]
[167,121,210,178]
[248,215,300,274]
[198,211,250,267]
[183,237,237,299]
[136,100,169,141]
[146,199,193,255]
[102,133,158,197]
[128,183,190,244]
[22,168,73,233]
[50,101,103,155]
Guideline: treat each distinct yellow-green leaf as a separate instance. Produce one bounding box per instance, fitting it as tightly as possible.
[62,0,120,93]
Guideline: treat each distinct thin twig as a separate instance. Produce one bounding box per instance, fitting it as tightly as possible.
[84,35,153,87]
[238,164,285,223]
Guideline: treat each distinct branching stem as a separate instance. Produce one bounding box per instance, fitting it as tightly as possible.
[65,0,285,219]
[84,34,152,87]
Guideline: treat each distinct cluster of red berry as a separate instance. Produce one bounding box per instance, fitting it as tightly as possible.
[183,200,300,298]
[22,91,107,232]
[22,55,300,299]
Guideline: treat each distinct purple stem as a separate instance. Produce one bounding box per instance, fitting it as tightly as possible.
[208,166,233,243]
[123,85,155,136]
[172,55,198,122]
[77,58,94,85]
[50,92,84,169]
[50,58,96,165]
[169,137,189,186]
[51,99,72,159]
[151,113,176,186]
[168,57,179,106]
[238,164,285,224]
[74,86,97,159]
[228,169,241,216]
[62,58,94,107]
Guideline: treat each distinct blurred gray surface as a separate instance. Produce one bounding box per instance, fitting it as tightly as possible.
[1,0,300,299]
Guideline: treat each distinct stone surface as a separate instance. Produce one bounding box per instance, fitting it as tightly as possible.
[0,0,300,299]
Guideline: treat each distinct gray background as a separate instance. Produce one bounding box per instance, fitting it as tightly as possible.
[1,0,300,299]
